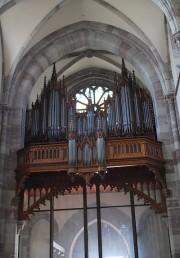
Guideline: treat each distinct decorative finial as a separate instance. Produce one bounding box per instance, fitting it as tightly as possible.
[121,58,127,78]
[114,71,117,82]
[132,70,136,84]
[51,63,57,82]
[128,73,132,84]
[44,76,46,89]
[62,75,65,88]
[53,62,56,74]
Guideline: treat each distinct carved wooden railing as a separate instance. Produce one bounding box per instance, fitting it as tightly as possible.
[106,137,163,167]
[17,142,68,172]
[17,137,163,173]
[16,137,167,219]
[16,137,164,194]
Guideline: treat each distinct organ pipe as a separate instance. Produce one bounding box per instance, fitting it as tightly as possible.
[25,60,156,167]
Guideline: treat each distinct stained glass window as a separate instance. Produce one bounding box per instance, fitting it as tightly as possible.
[76,86,113,112]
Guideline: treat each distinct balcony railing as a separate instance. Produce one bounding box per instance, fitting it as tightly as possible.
[16,137,166,216]
[106,137,163,167]
[16,137,164,176]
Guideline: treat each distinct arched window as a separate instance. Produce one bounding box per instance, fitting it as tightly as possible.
[76,86,113,112]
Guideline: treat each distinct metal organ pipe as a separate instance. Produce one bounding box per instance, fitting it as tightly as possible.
[68,97,77,166]
[60,97,66,136]
[83,143,91,166]
[134,89,142,131]
[41,96,47,137]
[25,60,156,165]
[107,102,114,133]
[68,138,76,166]
[87,109,94,135]
[96,137,105,164]
[96,113,106,164]
[32,99,39,139]
[115,94,122,133]
[77,115,82,137]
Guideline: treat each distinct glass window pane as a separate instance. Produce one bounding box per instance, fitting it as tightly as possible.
[54,190,83,210]
[101,207,135,258]
[76,86,113,112]
[29,211,50,258]
[136,206,171,258]
[54,210,84,258]
[87,208,99,258]
[87,186,97,208]
[100,187,130,207]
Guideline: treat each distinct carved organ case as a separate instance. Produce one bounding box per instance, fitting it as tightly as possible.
[24,60,156,169]
[16,59,169,258]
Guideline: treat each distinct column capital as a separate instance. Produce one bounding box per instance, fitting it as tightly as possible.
[161,213,169,228]
[172,31,180,49]
[0,103,12,114]
[164,90,175,100]
[17,220,26,235]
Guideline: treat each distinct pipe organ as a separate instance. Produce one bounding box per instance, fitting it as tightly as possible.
[17,59,167,222]
[25,59,156,168]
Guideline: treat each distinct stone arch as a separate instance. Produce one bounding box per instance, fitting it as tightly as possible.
[65,67,150,96]
[152,0,180,34]
[56,204,133,258]
[6,22,172,152]
[0,0,16,15]
[1,0,179,37]
[7,21,172,106]
[3,22,174,194]
[19,211,59,258]
[137,207,171,258]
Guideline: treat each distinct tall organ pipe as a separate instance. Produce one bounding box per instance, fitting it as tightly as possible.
[25,60,156,146]
[48,90,60,138]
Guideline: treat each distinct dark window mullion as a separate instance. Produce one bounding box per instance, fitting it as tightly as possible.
[96,184,103,258]
[130,191,139,258]
[50,196,54,258]
[83,185,89,258]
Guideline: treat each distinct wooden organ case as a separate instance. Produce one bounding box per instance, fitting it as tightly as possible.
[16,59,167,221]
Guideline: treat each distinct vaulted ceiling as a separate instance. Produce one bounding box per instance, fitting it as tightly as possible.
[0,0,179,106]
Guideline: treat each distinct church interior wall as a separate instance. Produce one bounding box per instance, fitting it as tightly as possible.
[0,1,180,257]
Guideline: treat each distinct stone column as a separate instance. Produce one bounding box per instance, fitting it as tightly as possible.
[1,104,27,257]
[0,104,12,170]
[17,221,28,258]
[0,104,20,258]
[165,93,180,258]
[0,104,12,257]
[0,105,2,137]
[165,93,180,176]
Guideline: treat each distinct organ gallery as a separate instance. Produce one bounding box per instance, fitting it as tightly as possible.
[15,60,169,258]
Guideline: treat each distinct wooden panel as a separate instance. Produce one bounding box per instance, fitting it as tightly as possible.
[16,137,164,193]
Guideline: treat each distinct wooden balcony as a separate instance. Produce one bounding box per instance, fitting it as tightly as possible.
[106,137,164,168]
[16,137,166,217]
[16,137,164,179]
